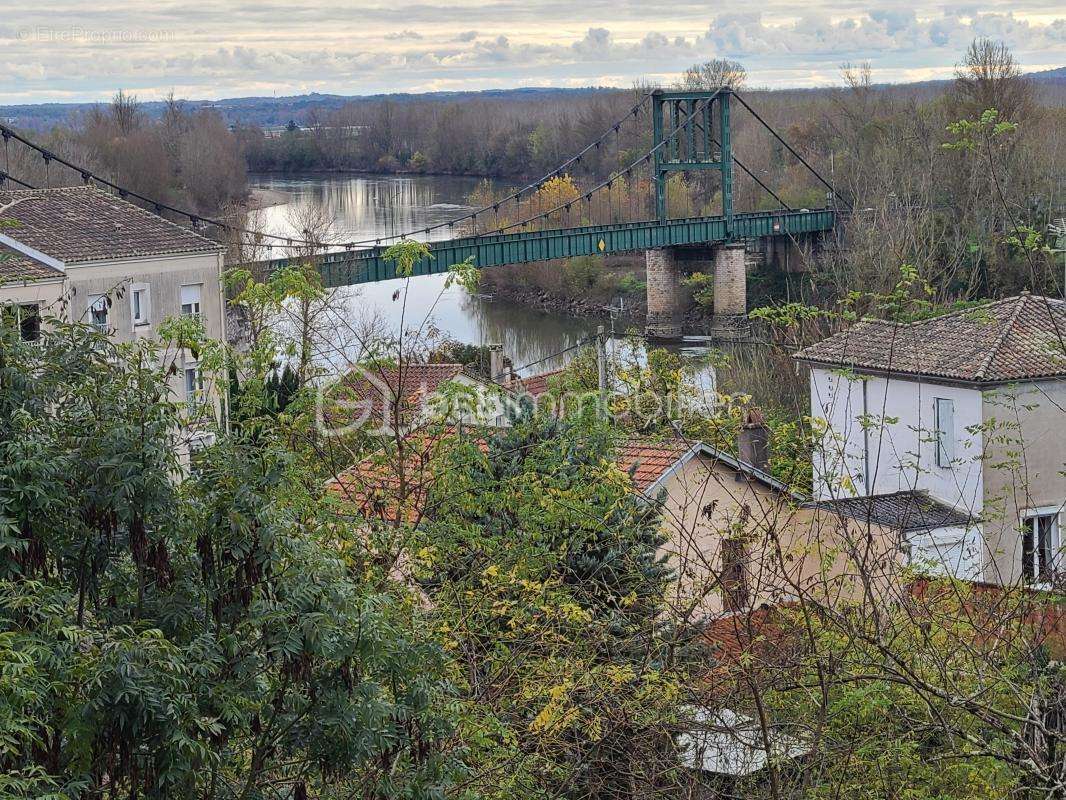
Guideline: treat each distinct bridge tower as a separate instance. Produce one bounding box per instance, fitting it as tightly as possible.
[645,88,746,340]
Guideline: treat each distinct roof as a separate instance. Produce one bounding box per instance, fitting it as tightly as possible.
[327,430,795,523]
[326,429,486,523]
[616,437,695,491]
[0,243,63,282]
[0,187,219,264]
[804,490,975,533]
[333,363,468,426]
[509,367,566,399]
[793,294,1066,384]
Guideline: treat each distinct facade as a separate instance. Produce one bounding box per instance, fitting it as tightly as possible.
[795,294,1066,585]
[625,434,900,619]
[329,424,900,621]
[0,187,225,419]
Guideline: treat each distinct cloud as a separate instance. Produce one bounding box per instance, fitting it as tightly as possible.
[0,2,1063,103]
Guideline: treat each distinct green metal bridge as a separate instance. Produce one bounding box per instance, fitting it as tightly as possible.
[249,89,840,289]
[264,208,835,288]
[0,88,842,308]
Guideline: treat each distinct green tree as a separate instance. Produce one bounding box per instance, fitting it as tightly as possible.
[0,321,461,799]
[402,413,694,799]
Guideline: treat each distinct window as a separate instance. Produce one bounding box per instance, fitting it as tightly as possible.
[1022,511,1060,584]
[88,295,109,332]
[180,283,202,318]
[184,365,204,410]
[720,538,750,612]
[4,304,41,342]
[131,283,150,326]
[934,398,955,468]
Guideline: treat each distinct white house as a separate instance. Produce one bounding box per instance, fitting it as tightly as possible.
[0,186,226,421]
[794,293,1066,586]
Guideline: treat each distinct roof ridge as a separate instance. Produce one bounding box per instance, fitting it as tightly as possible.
[973,295,1027,381]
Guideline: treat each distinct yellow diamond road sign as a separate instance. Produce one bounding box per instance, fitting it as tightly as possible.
[598,239,606,252]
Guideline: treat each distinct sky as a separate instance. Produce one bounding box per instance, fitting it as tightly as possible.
[1,1,1064,104]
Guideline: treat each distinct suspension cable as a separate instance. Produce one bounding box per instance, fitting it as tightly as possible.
[0,170,38,190]
[486,90,723,236]
[732,91,852,210]
[0,92,652,252]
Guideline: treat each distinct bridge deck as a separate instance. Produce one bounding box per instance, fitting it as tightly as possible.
[256,208,834,288]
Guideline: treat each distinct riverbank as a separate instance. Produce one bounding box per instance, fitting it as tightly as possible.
[244,186,292,211]
[479,278,718,334]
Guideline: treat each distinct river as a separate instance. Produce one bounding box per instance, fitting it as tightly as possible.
[247,173,732,399]
[249,173,611,376]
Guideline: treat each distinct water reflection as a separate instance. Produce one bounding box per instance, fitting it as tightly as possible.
[250,173,603,375]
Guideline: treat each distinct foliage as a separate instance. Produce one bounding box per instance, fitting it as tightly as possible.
[0,322,461,799]
[410,414,696,799]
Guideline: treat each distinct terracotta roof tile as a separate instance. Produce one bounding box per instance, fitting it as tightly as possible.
[793,294,1066,384]
[0,243,62,282]
[510,367,566,399]
[615,437,694,491]
[327,431,698,522]
[333,363,466,426]
[0,187,219,264]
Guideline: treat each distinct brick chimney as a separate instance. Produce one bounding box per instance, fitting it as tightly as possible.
[737,407,770,473]
[488,344,505,383]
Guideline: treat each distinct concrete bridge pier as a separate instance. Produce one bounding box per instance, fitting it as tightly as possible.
[710,242,750,340]
[645,247,683,340]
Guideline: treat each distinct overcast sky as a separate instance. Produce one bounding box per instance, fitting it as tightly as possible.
[1,1,1063,104]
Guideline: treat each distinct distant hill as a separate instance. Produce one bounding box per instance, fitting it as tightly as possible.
[2,69,1062,132]
[1029,66,1066,83]
[0,87,617,131]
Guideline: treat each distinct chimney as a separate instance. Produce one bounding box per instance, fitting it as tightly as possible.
[488,344,505,383]
[737,407,770,473]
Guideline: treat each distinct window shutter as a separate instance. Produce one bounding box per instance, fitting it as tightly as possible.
[180,284,201,306]
[935,398,954,467]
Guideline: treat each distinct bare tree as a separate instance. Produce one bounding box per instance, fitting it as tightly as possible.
[110,90,143,136]
[953,38,1036,123]
[678,59,747,91]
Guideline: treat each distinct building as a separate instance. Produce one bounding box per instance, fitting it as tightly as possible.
[795,294,1066,585]
[327,422,900,620]
[329,361,512,435]
[0,186,226,416]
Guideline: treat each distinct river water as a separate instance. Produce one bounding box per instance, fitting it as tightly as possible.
[248,173,726,401]
[249,173,608,376]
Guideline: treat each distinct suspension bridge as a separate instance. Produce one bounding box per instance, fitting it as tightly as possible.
[1,88,843,339]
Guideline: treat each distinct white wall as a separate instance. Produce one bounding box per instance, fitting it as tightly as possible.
[810,368,984,517]
[65,251,225,344]
[906,524,985,581]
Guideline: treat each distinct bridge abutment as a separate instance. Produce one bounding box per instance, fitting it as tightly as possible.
[645,247,684,340]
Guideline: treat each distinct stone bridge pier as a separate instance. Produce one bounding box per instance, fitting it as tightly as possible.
[644,242,749,340]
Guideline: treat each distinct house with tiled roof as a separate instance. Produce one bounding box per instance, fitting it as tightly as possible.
[794,294,1066,586]
[327,422,899,620]
[330,362,513,435]
[0,187,225,419]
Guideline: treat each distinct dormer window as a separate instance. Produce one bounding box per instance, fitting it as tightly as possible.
[934,398,954,468]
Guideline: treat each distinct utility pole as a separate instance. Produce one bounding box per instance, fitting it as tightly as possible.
[596,325,608,414]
